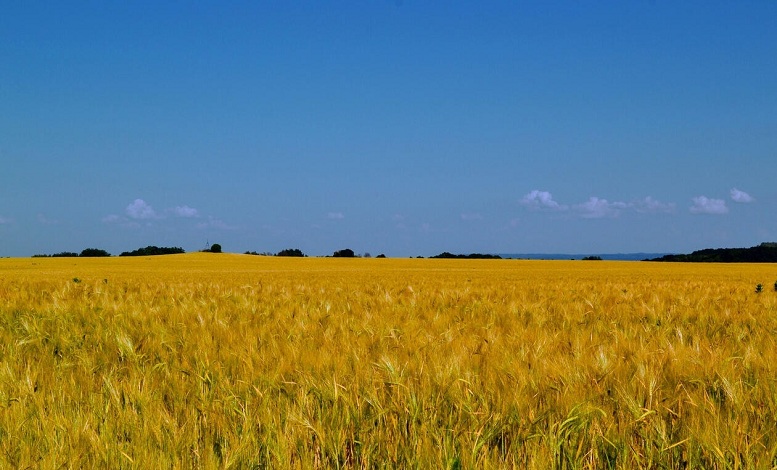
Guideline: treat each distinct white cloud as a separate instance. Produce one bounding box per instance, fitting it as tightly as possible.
[521,190,566,210]
[172,205,199,218]
[730,188,754,203]
[635,197,676,214]
[101,214,142,228]
[327,212,345,220]
[0,216,11,224]
[690,196,729,215]
[575,197,629,218]
[126,199,157,220]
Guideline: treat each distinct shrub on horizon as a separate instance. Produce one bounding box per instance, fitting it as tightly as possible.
[80,248,111,257]
[332,248,355,258]
[203,243,222,254]
[277,248,306,257]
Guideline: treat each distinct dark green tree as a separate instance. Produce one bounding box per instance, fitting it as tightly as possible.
[80,248,111,257]
[333,248,355,258]
[277,248,305,257]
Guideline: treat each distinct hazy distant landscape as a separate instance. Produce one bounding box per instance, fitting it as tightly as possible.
[28,242,777,263]
[500,252,672,261]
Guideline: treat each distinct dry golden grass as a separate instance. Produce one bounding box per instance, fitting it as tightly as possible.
[1,254,777,468]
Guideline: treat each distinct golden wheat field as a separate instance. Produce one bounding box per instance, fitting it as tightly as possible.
[1,254,777,468]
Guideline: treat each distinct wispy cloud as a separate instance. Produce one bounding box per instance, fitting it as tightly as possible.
[172,205,199,218]
[37,214,58,225]
[126,199,158,220]
[575,197,630,219]
[196,216,237,230]
[730,188,754,203]
[521,190,681,219]
[0,216,11,225]
[520,190,566,210]
[460,212,482,221]
[327,212,345,220]
[690,196,729,215]
[634,197,676,214]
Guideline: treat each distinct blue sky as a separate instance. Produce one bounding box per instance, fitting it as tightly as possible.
[2,2,776,257]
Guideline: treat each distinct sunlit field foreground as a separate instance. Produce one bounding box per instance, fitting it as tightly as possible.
[2,254,777,468]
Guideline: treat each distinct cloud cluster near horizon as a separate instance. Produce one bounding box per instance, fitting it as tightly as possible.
[521,188,752,218]
[575,197,630,219]
[173,205,199,218]
[634,196,676,214]
[103,199,231,229]
[520,190,566,210]
[690,196,728,215]
[521,191,675,218]
[688,189,754,215]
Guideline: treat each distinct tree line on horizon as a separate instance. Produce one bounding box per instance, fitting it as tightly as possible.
[647,242,777,263]
[33,248,112,258]
[33,246,189,258]
[33,245,506,260]
[28,242,777,262]
[32,245,367,259]
[245,248,387,258]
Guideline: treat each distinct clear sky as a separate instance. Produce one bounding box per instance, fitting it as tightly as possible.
[2,2,776,257]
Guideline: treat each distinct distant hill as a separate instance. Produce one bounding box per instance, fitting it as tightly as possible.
[500,253,672,261]
[431,252,502,259]
[647,243,777,263]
